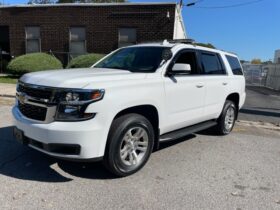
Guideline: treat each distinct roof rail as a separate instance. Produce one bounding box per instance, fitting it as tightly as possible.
[167,39,195,44]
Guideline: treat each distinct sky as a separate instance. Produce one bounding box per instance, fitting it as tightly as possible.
[2,0,279,61]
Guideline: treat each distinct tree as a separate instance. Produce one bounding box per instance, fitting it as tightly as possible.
[56,0,74,2]
[251,58,262,64]
[262,60,273,65]
[56,0,126,3]
[196,43,216,49]
[28,0,55,3]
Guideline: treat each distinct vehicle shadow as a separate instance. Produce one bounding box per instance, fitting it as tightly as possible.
[0,126,196,182]
[0,126,115,182]
[250,107,280,112]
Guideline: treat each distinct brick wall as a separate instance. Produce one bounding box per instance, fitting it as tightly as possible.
[0,4,176,58]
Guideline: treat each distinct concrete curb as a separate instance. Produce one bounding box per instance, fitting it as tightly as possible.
[0,94,15,98]
[0,83,16,98]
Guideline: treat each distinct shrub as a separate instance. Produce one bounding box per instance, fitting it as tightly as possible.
[196,43,216,49]
[67,53,105,69]
[7,53,63,76]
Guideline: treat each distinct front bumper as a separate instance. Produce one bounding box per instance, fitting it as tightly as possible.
[12,106,109,160]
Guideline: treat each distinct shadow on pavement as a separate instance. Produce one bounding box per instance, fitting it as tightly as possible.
[195,127,220,136]
[0,126,197,182]
[240,108,280,118]
[0,126,115,182]
[249,107,280,111]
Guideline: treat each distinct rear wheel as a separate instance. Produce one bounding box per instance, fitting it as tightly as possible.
[215,100,237,135]
[103,114,154,177]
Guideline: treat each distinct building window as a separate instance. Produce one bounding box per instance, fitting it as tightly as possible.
[25,26,41,53]
[118,28,136,48]
[69,27,86,57]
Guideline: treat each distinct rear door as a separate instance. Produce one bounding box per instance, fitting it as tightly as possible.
[198,51,230,120]
[163,49,206,133]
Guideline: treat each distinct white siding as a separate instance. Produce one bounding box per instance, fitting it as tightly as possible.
[173,5,187,39]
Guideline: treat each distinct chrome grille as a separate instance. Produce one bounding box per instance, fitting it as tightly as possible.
[16,82,58,122]
[18,83,53,100]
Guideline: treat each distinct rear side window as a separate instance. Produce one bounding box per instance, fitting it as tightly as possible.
[201,53,225,75]
[226,55,243,75]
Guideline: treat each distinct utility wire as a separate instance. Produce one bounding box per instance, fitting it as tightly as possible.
[185,0,265,9]
[186,0,204,6]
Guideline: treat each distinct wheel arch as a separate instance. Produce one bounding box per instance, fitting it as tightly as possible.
[109,104,160,151]
[226,93,240,119]
[226,93,240,110]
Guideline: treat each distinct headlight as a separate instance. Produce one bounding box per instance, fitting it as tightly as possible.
[55,89,105,121]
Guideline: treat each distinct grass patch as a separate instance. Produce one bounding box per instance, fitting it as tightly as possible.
[0,76,19,84]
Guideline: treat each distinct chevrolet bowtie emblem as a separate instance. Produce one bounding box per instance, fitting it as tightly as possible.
[18,93,27,104]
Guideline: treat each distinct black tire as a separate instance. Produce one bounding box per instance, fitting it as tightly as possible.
[215,100,237,135]
[103,114,154,177]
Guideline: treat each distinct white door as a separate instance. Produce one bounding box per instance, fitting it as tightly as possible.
[163,50,206,133]
[199,51,230,120]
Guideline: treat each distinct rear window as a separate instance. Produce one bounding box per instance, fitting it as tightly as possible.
[226,55,243,75]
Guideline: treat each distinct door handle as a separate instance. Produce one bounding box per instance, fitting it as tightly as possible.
[196,84,204,88]
[222,82,228,86]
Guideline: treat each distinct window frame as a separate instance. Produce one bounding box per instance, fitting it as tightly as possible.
[69,26,87,56]
[166,49,201,77]
[25,26,41,54]
[198,51,227,76]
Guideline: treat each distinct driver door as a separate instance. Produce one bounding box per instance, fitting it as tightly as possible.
[163,50,206,133]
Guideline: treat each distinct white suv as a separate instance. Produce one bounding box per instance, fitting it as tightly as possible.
[13,40,246,176]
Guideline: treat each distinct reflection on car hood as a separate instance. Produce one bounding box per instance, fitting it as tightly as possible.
[20,68,148,88]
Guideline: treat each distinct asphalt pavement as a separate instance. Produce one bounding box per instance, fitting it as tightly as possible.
[239,86,280,125]
[0,101,280,210]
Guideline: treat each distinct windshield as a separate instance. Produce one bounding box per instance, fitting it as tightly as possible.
[94,46,169,73]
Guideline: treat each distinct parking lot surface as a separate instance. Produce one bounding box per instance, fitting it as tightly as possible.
[239,86,280,125]
[0,100,280,210]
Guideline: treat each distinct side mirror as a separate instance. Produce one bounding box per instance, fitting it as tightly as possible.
[172,63,191,73]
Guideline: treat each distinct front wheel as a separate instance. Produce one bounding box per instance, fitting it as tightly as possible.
[215,100,237,135]
[103,114,154,177]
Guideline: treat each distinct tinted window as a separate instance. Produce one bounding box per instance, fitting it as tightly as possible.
[201,53,225,75]
[95,47,167,73]
[226,55,243,75]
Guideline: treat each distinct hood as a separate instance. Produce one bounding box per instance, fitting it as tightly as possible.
[20,68,147,88]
